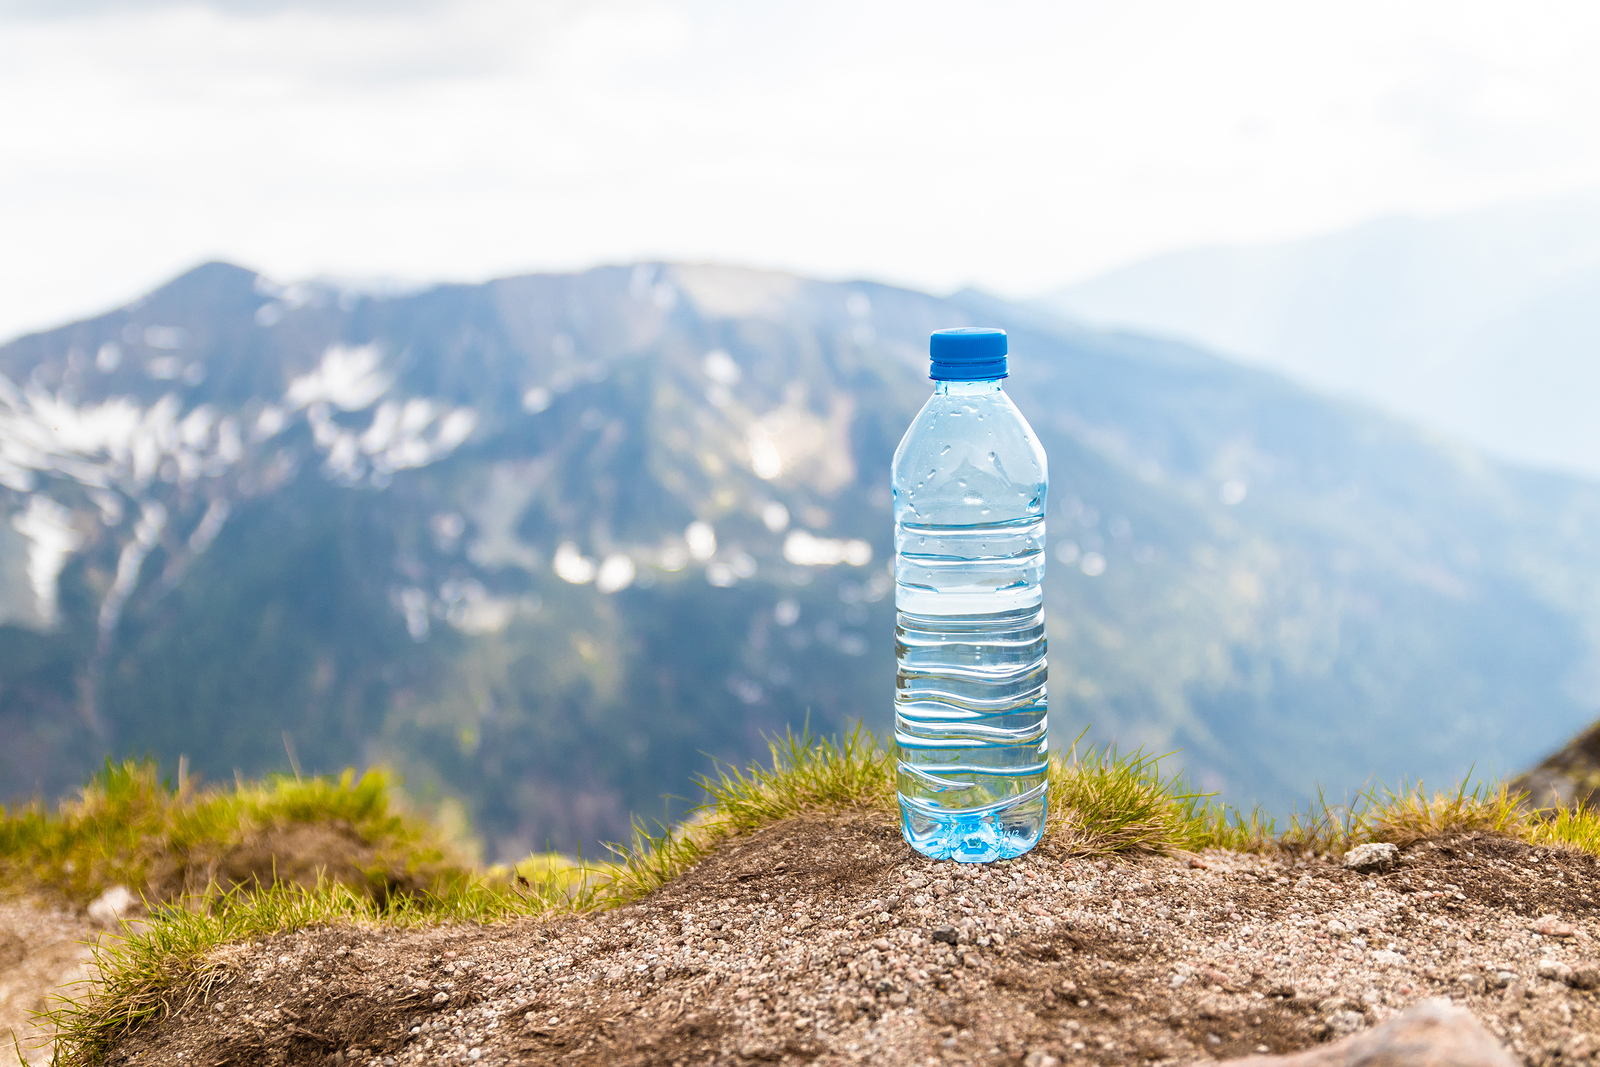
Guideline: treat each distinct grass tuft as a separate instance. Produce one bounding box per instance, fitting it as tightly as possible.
[1046,735,1277,855]
[1049,743,1194,853]
[0,759,460,904]
[596,723,894,906]
[1278,777,1528,854]
[702,723,895,833]
[1362,778,1525,847]
[1525,803,1600,853]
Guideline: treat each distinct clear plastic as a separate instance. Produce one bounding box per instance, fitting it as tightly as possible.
[892,377,1048,862]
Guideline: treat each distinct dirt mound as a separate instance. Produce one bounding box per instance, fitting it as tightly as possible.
[104,813,1600,1066]
[148,821,433,903]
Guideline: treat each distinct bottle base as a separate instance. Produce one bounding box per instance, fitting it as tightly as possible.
[898,795,1045,863]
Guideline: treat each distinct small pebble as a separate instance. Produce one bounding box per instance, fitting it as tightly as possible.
[1566,965,1600,991]
[1342,843,1400,873]
[1530,914,1577,937]
[1537,959,1572,982]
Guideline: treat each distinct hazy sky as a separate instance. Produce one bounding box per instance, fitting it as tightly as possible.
[4,0,1600,341]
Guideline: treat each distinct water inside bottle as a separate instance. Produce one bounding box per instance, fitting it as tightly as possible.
[894,515,1048,862]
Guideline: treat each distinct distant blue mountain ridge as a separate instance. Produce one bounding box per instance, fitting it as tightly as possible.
[1037,186,1600,479]
[1,261,1596,857]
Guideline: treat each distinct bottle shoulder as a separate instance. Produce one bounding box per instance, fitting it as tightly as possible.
[894,388,1047,471]
[893,387,1047,525]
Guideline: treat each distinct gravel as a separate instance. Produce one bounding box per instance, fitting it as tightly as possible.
[1,897,110,1067]
[64,814,1600,1065]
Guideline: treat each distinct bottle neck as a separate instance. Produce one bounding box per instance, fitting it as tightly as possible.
[934,378,1004,396]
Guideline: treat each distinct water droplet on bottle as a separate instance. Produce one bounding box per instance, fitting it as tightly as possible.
[940,445,951,455]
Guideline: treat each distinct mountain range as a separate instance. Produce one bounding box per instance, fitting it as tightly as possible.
[1038,186,1600,479]
[2,261,1598,858]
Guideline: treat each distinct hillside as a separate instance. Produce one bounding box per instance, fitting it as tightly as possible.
[3,262,1600,856]
[73,817,1600,1067]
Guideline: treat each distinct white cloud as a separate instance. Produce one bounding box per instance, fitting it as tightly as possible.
[0,0,446,17]
[6,0,1600,340]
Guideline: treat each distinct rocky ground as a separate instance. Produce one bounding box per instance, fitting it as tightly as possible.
[88,812,1600,1067]
[1,898,108,1067]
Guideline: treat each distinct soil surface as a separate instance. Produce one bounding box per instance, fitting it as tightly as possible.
[1,898,105,1067]
[93,813,1600,1066]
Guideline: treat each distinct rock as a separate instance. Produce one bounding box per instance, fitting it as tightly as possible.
[87,885,140,928]
[931,925,958,944]
[1213,999,1516,1067]
[1536,959,1572,982]
[1565,965,1600,991]
[1328,1010,1367,1036]
[1529,914,1576,937]
[1508,721,1600,811]
[1342,843,1400,873]
[1457,973,1487,995]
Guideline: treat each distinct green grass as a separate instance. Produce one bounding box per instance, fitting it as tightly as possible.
[0,758,464,905]
[23,731,1600,1066]
[1274,776,1526,854]
[1526,803,1600,853]
[1049,738,1272,854]
[597,724,895,904]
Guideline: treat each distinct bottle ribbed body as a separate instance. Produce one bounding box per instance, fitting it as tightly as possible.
[892,378,1048,863]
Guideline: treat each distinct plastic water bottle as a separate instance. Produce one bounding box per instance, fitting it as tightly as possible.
[893,327,1048,863]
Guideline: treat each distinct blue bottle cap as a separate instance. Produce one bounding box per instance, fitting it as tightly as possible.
[929,327,1008,381]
